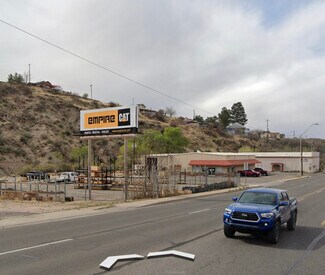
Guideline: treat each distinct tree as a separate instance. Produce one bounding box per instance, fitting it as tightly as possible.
[82,93,88,98]
[205,116,218,126]
[161,127,189,153]
[155,109,166,122]
[193,115,204,123]
[230,102,247,125]
[218,107,231,128]
[165,106,176,117]
[70,145,88,162]
[7,72,25,84]
[118,127,189,162]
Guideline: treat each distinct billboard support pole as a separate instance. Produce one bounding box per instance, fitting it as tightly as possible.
[124,137,129,201]
[88,139,92,200]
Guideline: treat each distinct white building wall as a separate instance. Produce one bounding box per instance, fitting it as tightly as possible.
[145,152,320,173]
[146,152,256,171]
[249,152,319,173]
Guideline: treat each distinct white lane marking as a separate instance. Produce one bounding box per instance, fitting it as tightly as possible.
[147,250,195,260]
[100,254,144,270]
[0,239,73,256]
[298,198,305,202]
[188,208,210,215]
[297,186,325,201]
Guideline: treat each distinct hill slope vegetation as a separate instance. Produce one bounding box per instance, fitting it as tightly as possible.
[0,82,324,175]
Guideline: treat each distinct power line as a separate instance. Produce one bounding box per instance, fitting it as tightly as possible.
[0,19,216,116]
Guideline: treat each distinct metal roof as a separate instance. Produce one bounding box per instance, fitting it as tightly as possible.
[188,159,260,167]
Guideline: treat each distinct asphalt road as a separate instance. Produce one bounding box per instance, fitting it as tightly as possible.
[0,174,324,275]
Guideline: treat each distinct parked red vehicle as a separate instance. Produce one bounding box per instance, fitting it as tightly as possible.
[238,169,261,177]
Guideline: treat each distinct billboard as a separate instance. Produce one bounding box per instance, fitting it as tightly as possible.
[80,106,138,136]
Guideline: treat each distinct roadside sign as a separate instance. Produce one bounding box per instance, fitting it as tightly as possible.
[80,106,138,136]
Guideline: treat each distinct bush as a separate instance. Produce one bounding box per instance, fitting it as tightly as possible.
[0,145,12,154]
[20,132,32,144]
[170,120,178,127]
[7,72,25,84]
[14,147,26,157]
[0,134,5,146]
[155,109,165,122]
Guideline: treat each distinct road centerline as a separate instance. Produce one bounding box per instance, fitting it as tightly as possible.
[0,238,73,256]
[188,208,210,215]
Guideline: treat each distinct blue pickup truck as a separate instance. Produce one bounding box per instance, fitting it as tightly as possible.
[223,188,298,243]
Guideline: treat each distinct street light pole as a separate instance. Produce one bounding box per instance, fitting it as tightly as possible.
[299,123,318,176]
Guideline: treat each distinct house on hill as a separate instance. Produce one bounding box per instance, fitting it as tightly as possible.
[260,131,285,140]
[29,81,54,89]
[226,123,248,135]
[138,104,158,117]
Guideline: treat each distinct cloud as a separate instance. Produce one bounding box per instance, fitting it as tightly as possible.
[0,0,324,137]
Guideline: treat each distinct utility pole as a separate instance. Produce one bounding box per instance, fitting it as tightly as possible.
[124,137,129,201]
[88,139,92,200]
[266,119,269,143]
[28,64,31,83]
[300,123,318,176]
[90,84,93,99]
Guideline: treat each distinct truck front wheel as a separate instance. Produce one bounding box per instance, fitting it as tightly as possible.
[267,221,280,244]
[224,225,235,238]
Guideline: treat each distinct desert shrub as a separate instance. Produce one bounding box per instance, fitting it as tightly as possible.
[92,101,100,109]
[51,141,63,152]
[155,109,165,122]
[96,139,108,146]
[0,133,5,146]
[107,101,119,107]
[169,120,178,127]
[20,132,32,144]
[14,147,26,157]
[61,130,71,137]
[0,145,12,154]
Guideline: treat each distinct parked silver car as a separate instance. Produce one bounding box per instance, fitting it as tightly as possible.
[58,172,78,183]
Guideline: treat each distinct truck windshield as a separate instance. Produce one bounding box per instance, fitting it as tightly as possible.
[238,192,277,205]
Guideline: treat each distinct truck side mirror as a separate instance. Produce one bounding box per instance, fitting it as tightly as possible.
[232,197,238,202]
[279,201,289,206]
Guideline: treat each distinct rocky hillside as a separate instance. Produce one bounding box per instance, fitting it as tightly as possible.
[0,82,324,175]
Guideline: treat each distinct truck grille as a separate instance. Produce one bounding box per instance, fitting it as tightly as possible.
[232,211,259,222]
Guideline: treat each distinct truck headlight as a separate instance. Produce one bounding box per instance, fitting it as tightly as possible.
[260,212,275,219]
[224,208,232,215]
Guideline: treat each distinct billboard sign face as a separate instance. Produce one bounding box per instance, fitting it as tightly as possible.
[80,106,138,136]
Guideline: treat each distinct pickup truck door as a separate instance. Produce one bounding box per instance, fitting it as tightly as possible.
[279,192,291,222]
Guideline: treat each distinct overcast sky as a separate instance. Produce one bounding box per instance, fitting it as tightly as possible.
[1,0,324,138]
